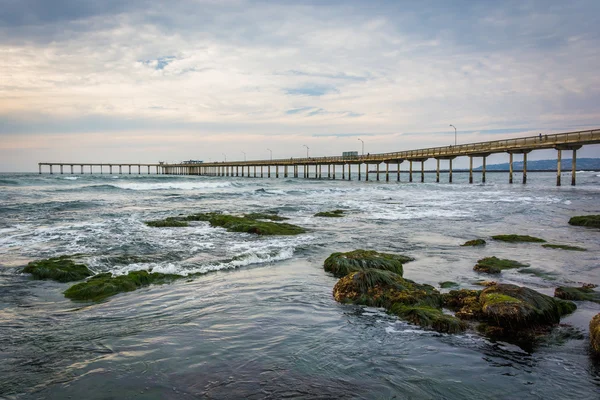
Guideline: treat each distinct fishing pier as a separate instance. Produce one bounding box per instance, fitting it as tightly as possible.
[39,128,600,186]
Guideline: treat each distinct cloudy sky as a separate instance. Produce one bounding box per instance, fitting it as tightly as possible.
[1,0,599,171]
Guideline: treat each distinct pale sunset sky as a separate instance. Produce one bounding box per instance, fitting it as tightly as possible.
[1,0,599,171]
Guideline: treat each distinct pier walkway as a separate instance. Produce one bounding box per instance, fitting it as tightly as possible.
[39,128,600,186]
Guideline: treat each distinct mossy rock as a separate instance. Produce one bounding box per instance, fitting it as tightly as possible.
[244,212,288,221]
[542,244,587,251]
[145,217,188,227]
[315,210,345,218]
[22,255,93,283]
[517,268,558,281]
[333,269,465,333]
[442,289,483,320]
[492,234,546,243]
[591,313,600,356]
[64,270,182,301]
[479,284,576,330]
[568,215,600,228]
[324,249,413,278]
[439,281,459,289]
[461,239,486,247]
[554,286,600,304]
[187,213,306,235]
[474,256,529,274]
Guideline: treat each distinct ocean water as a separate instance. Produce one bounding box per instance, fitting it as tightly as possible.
[1,171,599,399]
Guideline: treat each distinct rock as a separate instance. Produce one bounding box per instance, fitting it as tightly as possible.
[315,210,345,218]
[187,212,306,235]
[22,255,93,283]
[568,215,600,228]
[555,286,600,304]
[542,244,587,251]
[492,234,546,243]
[64,270,182,301]
[591,314,600,356]
[439,281,459,289]
[442,289,482,320]
[324,249,413,278]
[461,239,486,247]
[333,269,466,333]
[473,256,528,274]
[145,217,189,227]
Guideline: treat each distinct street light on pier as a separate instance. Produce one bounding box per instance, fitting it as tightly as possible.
[241,151,246,161]
[303,145,309,157]
[449,124,457,146]
[267,148,272,160]
[358,138,364,155]
[223,153,227,161]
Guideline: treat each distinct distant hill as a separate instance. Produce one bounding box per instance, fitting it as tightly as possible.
[475,158,600,171]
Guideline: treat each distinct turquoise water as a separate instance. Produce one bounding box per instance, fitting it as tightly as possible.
[1,172,599,399]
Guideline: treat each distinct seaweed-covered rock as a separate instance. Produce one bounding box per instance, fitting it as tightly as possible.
[315,210,345,218]
[324,249,413,278]
[145,217,189,227]
[188,213,306,235]
[333,269,466,333]
[473,256,528,274]
[591,313,600,356]
[461,239,486,247]
[244,212,288,221]
[479,284,576,331]
[555,286,600,304]
[22,255,93,282]
[439,281,459,289]
[568,215,600,228]
[442,289,483,320]
[542,244,587,251]
[64,270,182,301]
[492,234,546,243]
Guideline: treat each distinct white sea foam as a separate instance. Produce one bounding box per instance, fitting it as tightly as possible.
[111,181,235,191]
[63,177,78,180]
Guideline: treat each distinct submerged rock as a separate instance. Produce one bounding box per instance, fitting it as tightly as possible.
[439,281,459,289]
[145,217,189,227]
[492,234,546,243]
[22,255,93,283]
[442,289,482,320]
[568,215,600,228]
[333,269,466,333]
[461,239,486,247]
[473,256,529,274]
[324,249,413,278]
[542,244,587,251]
[315,210,345,218]
[555,286,600,304]
[243,212,288,221]
[64,270,182,301]
[591,314,600,356]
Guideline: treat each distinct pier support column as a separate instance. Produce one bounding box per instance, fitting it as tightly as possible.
[358,164,361,181]
[348,163,351,180]
[449,159,453,183]
[333,165,336,180]
[39,164,42,174]
[70,165,74,174]
[236,166,239,177]
[557,149,562,186]
[261,166,263,178]
[409,161,413,182]
[386,162,389,182]
[328,164,331,179]
[60,165,63,174]
[397,161,401,182]
[81,165,84,174]
[138,165,141,175]
[523,153,528,184]
[482,157,486,183]
[509,153,513,184]
[376,163,380,181]
[366,164,369,181]
[119,165,122,174]
[469,157,473,184]
[284,165,288,178]
[50,165,53,174]
[148,166,150,175]
[276,166,279,178]
[421,161,425,183]
[254,166,257,177]
[436,159,440,183]
[101,165,104,174]
[342,164,346,180]
[572,149,577,186]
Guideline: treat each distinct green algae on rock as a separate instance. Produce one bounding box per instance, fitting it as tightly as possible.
[315,210,345,218]
[591,313,600,356]
[333,269,466,333]
[439,281,459,289]
[492,234,546,243]
[64,270,183,301]
[542,244,587,251]
[22,255,93,282]
[244,212,289,221]
[517,267,558,281]
[554,286,600,304]
[473,256,529,274]
[568,215,600,228]
[461,239,486,247]
[323,249,413,278]
[145,217,189,227]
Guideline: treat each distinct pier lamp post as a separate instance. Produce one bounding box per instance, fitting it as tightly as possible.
[267,148,272,160]
[241,151,246,161]
[449,124,457,146]
[358,138,364,155]
[303,145,309,157]
[223,153,227,161]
